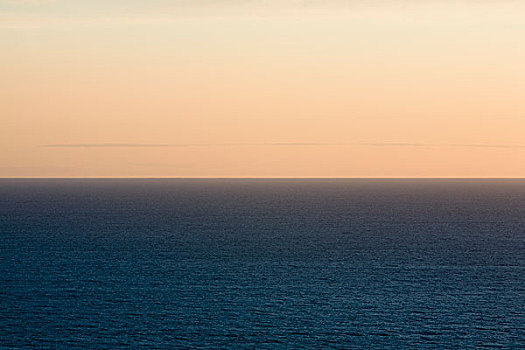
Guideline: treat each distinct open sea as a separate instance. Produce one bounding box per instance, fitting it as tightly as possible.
[0,179,524,349]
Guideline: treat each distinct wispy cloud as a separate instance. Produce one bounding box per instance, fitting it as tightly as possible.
[0,165,91,175]
[366,143,525,149]
[454,144,525,149]
[42,142,340,148]
[41,142,525,149]
[43,143,193,148]
[266,142,338,146]
[363,143,430,147]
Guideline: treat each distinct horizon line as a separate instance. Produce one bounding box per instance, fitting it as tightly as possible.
[2,176,525,180]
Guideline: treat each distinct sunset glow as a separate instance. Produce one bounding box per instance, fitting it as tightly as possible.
[2,1,524,177]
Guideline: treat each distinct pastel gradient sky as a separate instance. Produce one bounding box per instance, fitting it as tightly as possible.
[1,1,524,177]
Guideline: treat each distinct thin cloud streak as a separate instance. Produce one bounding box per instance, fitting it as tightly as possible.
[455,144,525,149]
[42,142,525,149]
[42,142,339,148]
[43,143,194,148]
[267,142,338,146]
[364,143,429,147]
[366,143,525,149]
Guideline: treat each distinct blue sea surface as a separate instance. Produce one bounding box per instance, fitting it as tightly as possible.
[1,179,524,349]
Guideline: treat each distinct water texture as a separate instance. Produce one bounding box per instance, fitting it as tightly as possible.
[1,179,524,348]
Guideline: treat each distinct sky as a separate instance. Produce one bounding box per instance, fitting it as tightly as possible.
[1,1,524,177]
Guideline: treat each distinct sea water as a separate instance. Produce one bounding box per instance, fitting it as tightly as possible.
[1,179,524,348]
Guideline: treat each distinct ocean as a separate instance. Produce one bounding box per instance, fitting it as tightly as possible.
[1,179,524,348]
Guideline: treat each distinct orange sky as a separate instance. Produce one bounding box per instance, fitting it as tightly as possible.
[1,1,524,177]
